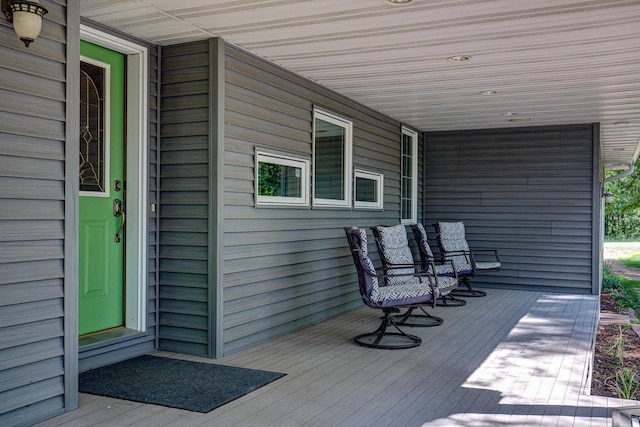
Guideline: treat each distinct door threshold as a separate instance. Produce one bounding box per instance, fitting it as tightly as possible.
[79,328,143,350]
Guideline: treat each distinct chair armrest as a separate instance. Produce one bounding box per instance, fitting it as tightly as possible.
[443,249,472,257]
[380,266,439,297]
[422,256,459,281]
[471,249,500,263]
[439,258,459,281]
[383,262,423,274]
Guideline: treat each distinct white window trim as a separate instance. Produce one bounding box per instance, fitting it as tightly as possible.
[312,109,353,208]
[354,169,384,210]
[255,150,310,207]
[401,127,418,224]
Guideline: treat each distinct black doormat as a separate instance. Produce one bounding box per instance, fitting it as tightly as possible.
[79,355,286,413]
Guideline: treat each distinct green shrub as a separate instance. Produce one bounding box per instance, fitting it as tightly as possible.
[603,276,623,291]
[608,325,626,365]
[611,276,640,314]
[614,367,639,400]
[604,262,613,276]
[613,291,640,313]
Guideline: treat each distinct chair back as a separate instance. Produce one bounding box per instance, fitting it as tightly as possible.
[410,223,435,272]
[344,227,380,307]
[371,225,416,285]
[435,221,473,271]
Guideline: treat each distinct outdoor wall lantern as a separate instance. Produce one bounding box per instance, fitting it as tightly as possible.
[384,0,415,5]
[2,0,48,47]
[603,189,614,204]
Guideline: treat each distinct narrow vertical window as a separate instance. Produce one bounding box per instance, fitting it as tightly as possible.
[79,59,110,196]
[313,109,352,207]
[401,127,418,224]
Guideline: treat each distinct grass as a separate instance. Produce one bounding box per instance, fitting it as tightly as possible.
[618,253,640,269]
[612,276,640,313]
[603,254,640,314]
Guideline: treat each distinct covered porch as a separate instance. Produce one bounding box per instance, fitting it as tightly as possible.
[3,1,640,425]
[37,288,633,426]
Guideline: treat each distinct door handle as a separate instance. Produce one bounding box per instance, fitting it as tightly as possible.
[114,199,125,243]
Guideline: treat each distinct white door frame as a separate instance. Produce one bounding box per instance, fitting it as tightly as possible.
[80,25,149,332]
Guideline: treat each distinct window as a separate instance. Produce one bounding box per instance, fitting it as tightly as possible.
[79,57,110,197]
[354,169,384,210]
[401,127,418,223]
[255,151,309,206]
[313,109,352,207]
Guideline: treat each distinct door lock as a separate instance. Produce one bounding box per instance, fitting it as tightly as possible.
[114,199,125,243]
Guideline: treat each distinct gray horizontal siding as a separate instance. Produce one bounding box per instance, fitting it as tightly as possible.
[78,335,155,372]
[423,124,597,293]
[158,40,211,357]
[145,44,160,358]
[0,1,70,424]
[221,43,402,355]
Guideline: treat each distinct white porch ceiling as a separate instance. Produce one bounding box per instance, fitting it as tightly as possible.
[80,0,640,170]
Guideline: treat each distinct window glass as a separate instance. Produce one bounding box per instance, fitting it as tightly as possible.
[313,110,352,207]
[355,169,383,209]
[80,60,108,195]
[401,128,418,223]
[256,151,309,206]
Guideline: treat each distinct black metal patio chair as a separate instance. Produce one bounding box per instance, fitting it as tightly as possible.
[434,221,501,297]
[409,223,466,307]
[344,226,441,349]
[372,224,464,308]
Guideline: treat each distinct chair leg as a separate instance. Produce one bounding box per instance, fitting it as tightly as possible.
[354,311,422,349]
[450,277,487,297]
[393,306,443,327]
[436,294,466,307]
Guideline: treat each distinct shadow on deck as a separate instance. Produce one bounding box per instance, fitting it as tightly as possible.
[38,289,638,426]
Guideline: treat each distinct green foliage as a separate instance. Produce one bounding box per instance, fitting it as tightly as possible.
[603,276,622,291]
[601,258,640,400]
[603,262,622,290]
[603,262,613,276]
[604,324,640,399]
[258,163,282,196]
[605,160,640,240]
[602,262,640,312]
[614,367,639,400]
[618,253,640,270]
[611,276,640,314]
[608,325,626,365]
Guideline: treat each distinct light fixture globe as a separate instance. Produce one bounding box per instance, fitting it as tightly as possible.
[384,0,415,5]
[603,189,614,204]
[3,0,48,47]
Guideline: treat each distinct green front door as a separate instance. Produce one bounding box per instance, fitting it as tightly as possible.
[78,41,125,336]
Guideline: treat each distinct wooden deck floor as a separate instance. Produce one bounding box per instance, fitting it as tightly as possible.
[38,289,639,426]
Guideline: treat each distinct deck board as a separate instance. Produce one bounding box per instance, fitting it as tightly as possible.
[37,289,636,426]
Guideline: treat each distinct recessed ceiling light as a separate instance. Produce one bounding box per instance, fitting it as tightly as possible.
[509,118,532,122]
[447,55,472,62]
[384,0,415,5]
[479,90,499,95]
[502,112,518,117]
